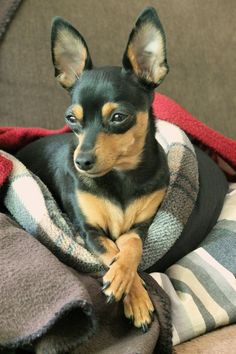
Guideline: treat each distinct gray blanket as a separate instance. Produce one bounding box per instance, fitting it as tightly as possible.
[0,213,172,354]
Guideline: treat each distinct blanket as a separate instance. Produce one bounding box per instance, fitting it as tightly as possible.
[148,144,229,272]
[1,119,199,273]
[0,212,172,354]
[151,183,236,345]
[1,93,236,353]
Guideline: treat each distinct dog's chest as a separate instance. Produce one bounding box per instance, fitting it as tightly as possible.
[77,189,165,239]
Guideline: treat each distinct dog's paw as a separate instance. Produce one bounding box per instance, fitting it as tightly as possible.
[102,256,136,302]
[123,275,155,332]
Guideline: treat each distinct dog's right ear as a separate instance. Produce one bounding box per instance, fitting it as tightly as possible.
[51,17,92,89]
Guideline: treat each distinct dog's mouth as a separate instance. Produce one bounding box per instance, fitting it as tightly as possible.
[74,164,112,178]
[85,168,112,177]
[73,150,132,177]
[78,155,129,177]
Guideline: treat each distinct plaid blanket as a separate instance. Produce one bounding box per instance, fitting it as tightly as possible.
[0,93,236,351]
[1,119,198,273]
[0,118,198,354]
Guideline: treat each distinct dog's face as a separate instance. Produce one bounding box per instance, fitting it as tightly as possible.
[51,7,168,177]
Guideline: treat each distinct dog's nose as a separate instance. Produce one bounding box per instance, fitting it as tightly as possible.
[75,152,96,171]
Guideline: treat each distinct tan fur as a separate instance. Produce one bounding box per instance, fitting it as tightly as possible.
[72,111,149,175]
[96,233,155,323]
[101,102,118,119]
[95,112,148,172]
[123,273,155,327]
[72,104,84,121]
[102,232,143,299]
[73,133,85,158]
[127,45,140,77]
[96,236,119,266]
[95,232,155,324]
[116,233,143,273]
[77,188,166,240]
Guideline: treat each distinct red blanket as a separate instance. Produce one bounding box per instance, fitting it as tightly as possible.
[1,93,236,182]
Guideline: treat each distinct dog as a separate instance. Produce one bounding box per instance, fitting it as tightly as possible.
[16,7,169,332]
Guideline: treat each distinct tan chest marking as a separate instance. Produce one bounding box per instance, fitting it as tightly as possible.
[77,188,166,239]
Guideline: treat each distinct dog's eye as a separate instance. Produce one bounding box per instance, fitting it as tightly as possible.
[66,115,78,124]
[111,113,128,124]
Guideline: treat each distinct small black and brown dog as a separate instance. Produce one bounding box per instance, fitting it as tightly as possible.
[16,7,169,331]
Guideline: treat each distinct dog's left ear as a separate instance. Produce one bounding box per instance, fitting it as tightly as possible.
[122,7,169,88]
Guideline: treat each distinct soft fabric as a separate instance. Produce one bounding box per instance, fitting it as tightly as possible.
[148,145,229,271]
[71,273,172,354]
[0,212,97,351]
[0,93,236,351]
[151,183,236,345]
[175,324,236,354]
[152,94,236,169]
[0,120,199,272]
[142,120,199,269]
[0,212,172,354]
[0,150,102,274]
[0,0,22,41]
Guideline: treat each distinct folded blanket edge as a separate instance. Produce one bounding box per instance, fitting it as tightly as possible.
[0,299,97,350]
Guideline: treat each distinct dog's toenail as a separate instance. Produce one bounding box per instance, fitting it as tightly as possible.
[109,257,117,266]
[142,281,148,290]
[106,294,115,304]
[122,293,127,301]
[128,315,134,324]
[141,323,149,333]
[149,311,155,321]
[102,281,111,291]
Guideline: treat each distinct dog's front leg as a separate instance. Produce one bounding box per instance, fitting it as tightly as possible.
[101,231,155,331]
[85,227,154,330]
[102,232,142,301]
[84,227,120,267]
[84,227,142,300]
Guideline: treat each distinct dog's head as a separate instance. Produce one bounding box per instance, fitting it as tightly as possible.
[51,7,168,177]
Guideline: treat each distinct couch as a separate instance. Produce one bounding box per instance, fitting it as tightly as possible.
[1,1,236,353]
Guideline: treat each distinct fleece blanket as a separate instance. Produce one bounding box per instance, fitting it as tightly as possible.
[0,93,236,353]
[0,212,172,354]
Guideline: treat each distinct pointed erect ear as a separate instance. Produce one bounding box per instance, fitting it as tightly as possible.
[51,17,92,89]
[122,7,169,88]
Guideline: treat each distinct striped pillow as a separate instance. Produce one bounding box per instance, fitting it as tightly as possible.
[151,183,236,345]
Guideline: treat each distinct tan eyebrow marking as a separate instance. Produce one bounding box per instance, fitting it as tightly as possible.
[72,104,84,121]
[101,102,119,118]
